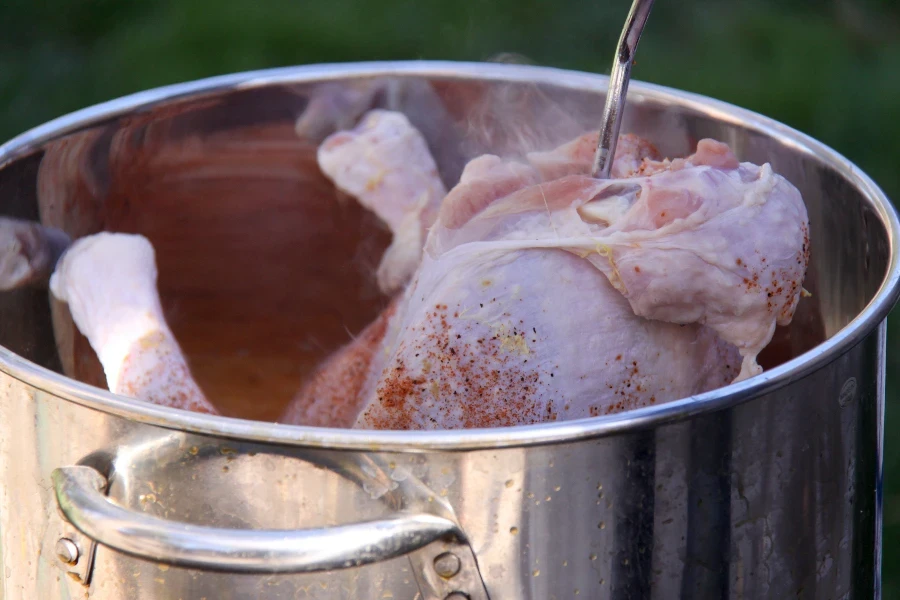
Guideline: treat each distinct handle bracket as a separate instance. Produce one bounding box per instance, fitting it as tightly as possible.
[45,466,106,588]
[409,536,490,600]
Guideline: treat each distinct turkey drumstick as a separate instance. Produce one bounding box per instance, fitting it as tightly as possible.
[317,109,447,294]
[49,232,217,414]
[284,109,448,425]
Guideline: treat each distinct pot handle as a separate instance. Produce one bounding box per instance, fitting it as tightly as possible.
[52,465,461,574]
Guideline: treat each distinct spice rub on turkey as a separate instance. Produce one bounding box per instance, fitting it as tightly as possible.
[286,116,809,430]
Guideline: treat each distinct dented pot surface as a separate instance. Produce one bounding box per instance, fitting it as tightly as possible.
[0,62,898,600]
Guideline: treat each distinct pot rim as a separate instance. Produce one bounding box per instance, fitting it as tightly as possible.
[1,60,897,451]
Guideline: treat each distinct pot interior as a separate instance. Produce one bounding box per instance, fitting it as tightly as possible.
[0,67,889,422]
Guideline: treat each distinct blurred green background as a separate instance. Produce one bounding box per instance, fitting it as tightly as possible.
[1,0,898,594]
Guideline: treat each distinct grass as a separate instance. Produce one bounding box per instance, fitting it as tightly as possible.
[2,0,899,594]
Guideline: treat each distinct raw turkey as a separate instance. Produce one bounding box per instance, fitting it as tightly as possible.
[317,109,447,294]
[285,117,809,429]
[47,112,809,430]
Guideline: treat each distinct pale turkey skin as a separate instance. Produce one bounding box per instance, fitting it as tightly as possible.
[287,115,808,430]
[584,156,809,381]
[355,246,740,430]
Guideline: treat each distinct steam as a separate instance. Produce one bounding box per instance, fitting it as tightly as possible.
[454,78,598,163]
[292,68,610,188]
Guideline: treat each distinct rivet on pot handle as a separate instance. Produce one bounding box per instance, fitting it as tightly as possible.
[52,465,465,575]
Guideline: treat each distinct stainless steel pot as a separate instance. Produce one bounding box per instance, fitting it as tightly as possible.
[0,61,897,600]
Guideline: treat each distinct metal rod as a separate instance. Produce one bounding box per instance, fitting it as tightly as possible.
[591,0,656,179]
